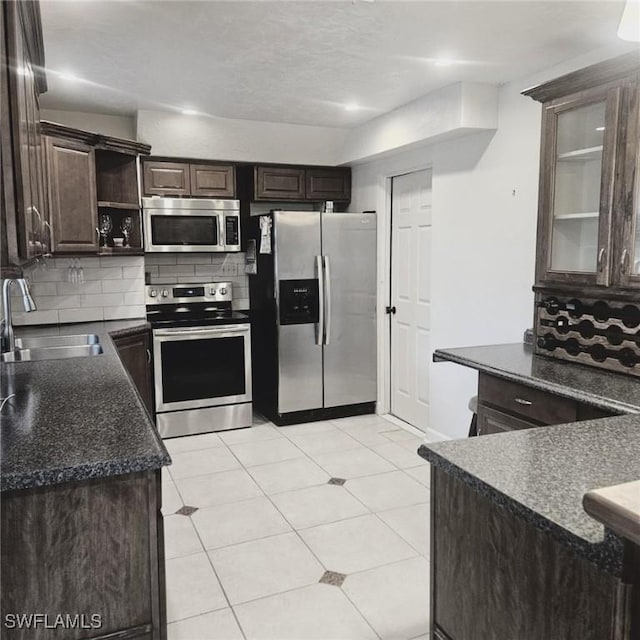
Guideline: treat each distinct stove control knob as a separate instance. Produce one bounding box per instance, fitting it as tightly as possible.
[161,289,169,298]
[220,287,227,295]
[149,289,157,298]
[210,288,217,296]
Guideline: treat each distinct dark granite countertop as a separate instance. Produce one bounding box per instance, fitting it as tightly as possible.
[421,342,640,575]
[434,343,640,414]
[1,319,170,492]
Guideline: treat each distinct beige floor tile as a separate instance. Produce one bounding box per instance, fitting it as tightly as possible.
[162,480,184,515]
[165,553,227,623]
[271,484,369,529]
[378,503,430,556]
[247,457,330,495]
[345,470,429,512]
[312,447,395,479]
[229,438,304,467]
[164,514,204,560]
[191,496,291,550]
[372,441,425,469]
[331,420,400,447]
[234,583,377,640]
[175,469,262,509]
[279,420,337,437]
[397,435,429,451]
[342,556,430,640]
[299,514,416,574]
[163,432,225,455]
[286,429,362,456]
[219,424,283,445]
[405,465,431,488]
[331,414,394,428]
[209,532,324,605]
[167,608,244,640]
[169,447,240,480]
[381,428,423,443]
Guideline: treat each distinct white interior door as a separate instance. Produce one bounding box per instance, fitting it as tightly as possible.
[390,169,432,431]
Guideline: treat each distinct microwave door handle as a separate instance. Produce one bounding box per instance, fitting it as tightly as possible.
[323,255,331,346]
[315,255,324,346]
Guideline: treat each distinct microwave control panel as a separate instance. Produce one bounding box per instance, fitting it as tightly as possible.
[225,216,240,246]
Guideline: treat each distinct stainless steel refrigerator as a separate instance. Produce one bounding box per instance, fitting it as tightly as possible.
[249,210,377,425]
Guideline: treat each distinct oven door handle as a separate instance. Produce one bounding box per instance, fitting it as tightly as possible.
[153,325,249,337]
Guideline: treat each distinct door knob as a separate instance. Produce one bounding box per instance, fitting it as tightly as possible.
[385,306,397,315]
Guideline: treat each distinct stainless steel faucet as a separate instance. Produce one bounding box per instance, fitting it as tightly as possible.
[1,278,37,353]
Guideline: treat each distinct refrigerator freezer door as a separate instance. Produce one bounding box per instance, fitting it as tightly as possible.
[274,211,324,414]
[322,213,377,407]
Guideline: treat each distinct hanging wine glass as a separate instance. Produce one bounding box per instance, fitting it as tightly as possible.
[99,214,112,247]
[121,216,134,247]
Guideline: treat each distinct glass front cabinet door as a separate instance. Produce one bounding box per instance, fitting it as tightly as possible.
[537,84,621,287]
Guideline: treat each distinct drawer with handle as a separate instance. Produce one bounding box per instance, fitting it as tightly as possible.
[478,372,577,425]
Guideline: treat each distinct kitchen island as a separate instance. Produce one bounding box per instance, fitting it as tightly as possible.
[1,320,170,640]
[420,344,640,640]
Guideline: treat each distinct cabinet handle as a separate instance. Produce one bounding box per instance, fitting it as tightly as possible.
[597,248,606,272]
[514,398,533,406]
[96,227,101,245]
[620,249,629,276]
[43,220,53,256]
[146,348,151,364]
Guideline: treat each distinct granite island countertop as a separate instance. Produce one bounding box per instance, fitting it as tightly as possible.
[434,342,640,414]
[1,319,170,492]
[420,342,640,576]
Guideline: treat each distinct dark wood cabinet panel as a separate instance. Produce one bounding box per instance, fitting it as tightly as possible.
[1,471,165,640]
[432,468,618,640]
[477,405,538,435]
[254,166,306,200]
[190,163,235,198]
[113,330,154,417]
[143,161,190,196]
[306,167,351,201]
[478,373,577,425]
[45,136,98,254]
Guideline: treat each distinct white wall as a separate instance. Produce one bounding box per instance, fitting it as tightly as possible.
[40,109,136,139]
[136,109,346,165]
[350,44,633,441]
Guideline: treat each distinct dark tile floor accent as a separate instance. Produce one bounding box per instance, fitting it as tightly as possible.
[175,505,199,516]
[328,477,347,486]
[319,570,347,587]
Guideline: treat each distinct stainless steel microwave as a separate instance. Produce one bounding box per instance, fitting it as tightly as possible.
[142,197,241,253]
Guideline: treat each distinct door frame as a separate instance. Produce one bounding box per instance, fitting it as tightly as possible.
[376,162,433,417]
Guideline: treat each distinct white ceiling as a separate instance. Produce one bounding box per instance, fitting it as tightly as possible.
[39,0,631,128]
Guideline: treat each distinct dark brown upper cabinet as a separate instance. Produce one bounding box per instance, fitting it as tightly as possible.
[253,165,351,202]
[190,164,235,198]
[254,166,306,200]
[2,0,48,265]
[306,167,351,202]
[45,136,99,254]
[524,52,640,294]
[143,161,190,196]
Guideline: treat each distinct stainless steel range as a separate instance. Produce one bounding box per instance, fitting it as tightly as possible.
[146,282,252,438]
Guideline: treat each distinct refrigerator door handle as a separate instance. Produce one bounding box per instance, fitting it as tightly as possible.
[315,255,325,346]
[323,255,331,345]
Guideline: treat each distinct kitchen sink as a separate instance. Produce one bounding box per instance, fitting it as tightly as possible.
[14,334,100,349]
[1,344,104,363]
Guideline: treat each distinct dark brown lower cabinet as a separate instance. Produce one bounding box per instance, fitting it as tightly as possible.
[113,329,154,417]
[1,471,166,640]
[431,469,636,640]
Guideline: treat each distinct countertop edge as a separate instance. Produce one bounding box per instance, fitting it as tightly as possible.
[419,443,624,576]
[433,347,640,415]
[583,482,640,547]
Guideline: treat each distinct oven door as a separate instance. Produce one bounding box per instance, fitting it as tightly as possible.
[153,324,252,412]
[144,209,224,252]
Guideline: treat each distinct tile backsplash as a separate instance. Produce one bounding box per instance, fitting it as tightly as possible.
[12,256,146,326]
[144,253,249,310]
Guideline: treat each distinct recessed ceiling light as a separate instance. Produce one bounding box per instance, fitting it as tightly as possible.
[433,57,455,67]
[344,103,360,112]
[181,108,198,116]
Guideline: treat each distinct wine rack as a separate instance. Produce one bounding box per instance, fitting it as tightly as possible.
[535,294,640,377]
